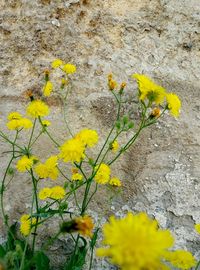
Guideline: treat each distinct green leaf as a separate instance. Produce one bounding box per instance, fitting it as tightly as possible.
[33,251,50,270]
[90,228,100,249]
[0,245,6,258]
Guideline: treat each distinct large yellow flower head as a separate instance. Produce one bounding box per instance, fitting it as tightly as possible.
[50,186,66,200]
[133,74,166,105]
[97,212,196,270]
[97,212,173,269]
[26,100,49,118]
[59,138,85,163]
[75,129,98,148]
[35,155,59,180]
[43,81,53,97]
[166,93,181,117]
[16,156,37,172]
[94,163,111,184]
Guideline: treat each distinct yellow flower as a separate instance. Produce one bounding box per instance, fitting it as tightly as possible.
[35,155,59,180]
[42,120,51,126]
[195,224,200,234]
[164,250,196,269]
[26,100,49,118]
[59,138,85,163]
[75,129,98,147]
[109,177,121,187]
[7,118,33,130]
[51,59,63,68]
[50,186,66,200]
[133,74,166,105]
[62,63,76,74]
[166,93,181,117]
[43,81,53,97]
[74,216,94,237]
[111,140,119,152]
[94,163,111,184]
[72,172,83,181]
[20,220,31,236]
[16,156,37,172]
[7,112,22,120]
[20,214,37,237]
[39,187,51,200]
[97,212,174,270]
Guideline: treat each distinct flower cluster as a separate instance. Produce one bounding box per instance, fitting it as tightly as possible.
[133,74,181,117]
[39,186,66,200]
[51,59,76,74]
[97,212,196,270]
[35,155,59,180]
[59,129,98,163]
[7,112,32,130]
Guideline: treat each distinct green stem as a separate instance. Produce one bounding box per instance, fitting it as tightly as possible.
[42,230,61,251]
[30,169,39,253]
[0,131,24,151]
[1,131,19,234]
[28,118,37,149]
[195,261,200,270]
[38,117,60,147]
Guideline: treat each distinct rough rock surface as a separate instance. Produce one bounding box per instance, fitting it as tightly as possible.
[0,0,200,269]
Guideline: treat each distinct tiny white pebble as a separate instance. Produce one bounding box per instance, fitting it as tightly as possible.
[52,19,60,27]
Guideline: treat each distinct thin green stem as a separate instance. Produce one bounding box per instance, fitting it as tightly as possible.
[38,117,60,147]
[30,169,39,253]
[195,261,200,270]
[28,118,37,149]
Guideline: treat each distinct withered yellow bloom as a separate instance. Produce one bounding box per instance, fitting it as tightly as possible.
[74,216,94,237]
